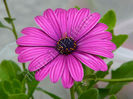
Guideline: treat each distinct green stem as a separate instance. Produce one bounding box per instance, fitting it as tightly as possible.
[70,86,75,99]
[3,0,18,40]
[22,63,26,70]
[90,78,133,82]
[3,0,26,70]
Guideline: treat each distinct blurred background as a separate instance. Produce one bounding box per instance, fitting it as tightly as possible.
[0,0,133,99]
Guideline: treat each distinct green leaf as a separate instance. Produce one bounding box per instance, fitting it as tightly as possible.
[111,31,128,49]
[0,81,8,99]
[4,17,15,24]
[78,88,99,99]
[109,95,117,99]
[75,6,80,10]
[36,87,61,99]
[0,60,21,81]
[106,61,133,94]
[99,10,116,31]
[0,80,28,99]
[112,61,133,79]
[25,70,39,98]
[0,21,11,30]
[98,88,110,99]
[8,93,28,99]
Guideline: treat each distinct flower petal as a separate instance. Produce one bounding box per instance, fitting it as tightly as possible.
[55,8,67,37]
[35,16,59,40]
[78,23,111,42]
[67,8,78,37]
[71,9,100,41]
[77,46,114,58]
[70,8,90,40]
[21,27,55,41]
[16,36,55,46]
[35,63,51,81]
[28,48,58,71]
[49,55,65,83]
[61,60,74,88]
[78,40,116,51]
[67,54,83,81]
[73,51,107,71]
[43,9,61,39]
[18,47,55,63]
[15,46,27,54]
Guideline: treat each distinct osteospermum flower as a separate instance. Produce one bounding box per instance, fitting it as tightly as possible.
[16,8,116,88]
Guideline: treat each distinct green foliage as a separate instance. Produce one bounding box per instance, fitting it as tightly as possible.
[109,95,117,99]
[4,17,15,24]
[0,60,21,81]
[111,30,128,49]
[36,87,62,99]
[78,88,99,99]
[0,80,28,99]
[75,6,80,10]
[98,88,110,99]
[106,61,133,95]
[25,70,39,98]
[0,21,11,30]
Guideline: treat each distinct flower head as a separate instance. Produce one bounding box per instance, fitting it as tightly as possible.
[16,8,116,88]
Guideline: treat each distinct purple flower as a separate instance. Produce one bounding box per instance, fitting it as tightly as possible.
[16,8,116,88]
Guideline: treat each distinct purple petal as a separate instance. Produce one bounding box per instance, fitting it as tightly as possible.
[71,10,100,41]
[67,8,78,37]
[55,8,67,37]
[73,51,107,71]
[18,47,55,63]
[28,48,58,71]
[67,54,83,81]
[79,23,111,42]
[70,8,90,40]
[35,63,51,81]
[78,40,116,51]
[61,62,74,88]
[49,55,65,83]
[35,16,59,40]
[43,9,61,39]
[16,36,56,46]
[21,27,55,40]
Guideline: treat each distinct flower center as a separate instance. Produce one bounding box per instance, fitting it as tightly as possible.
[56,37,77,55]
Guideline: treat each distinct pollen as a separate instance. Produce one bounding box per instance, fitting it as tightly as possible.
[56,37,77,55]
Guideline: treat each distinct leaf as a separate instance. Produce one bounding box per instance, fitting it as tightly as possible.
[112,61,133,79]
[78,88,99,99]
[98,88,110,99]
[25,70,39,98]
[0,21,11,30]
[0,60,21,81]
[75,6,80,10]
[111,31,128,49]
[4,17,15,24]
[99,10,116,31]
[0,80,28,99]
[36,87,61,99]
[106,61,133,94]
[8,93,28,99]
[109,95,117,99]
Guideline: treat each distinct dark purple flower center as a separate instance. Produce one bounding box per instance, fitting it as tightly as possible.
[56,37,77,55]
